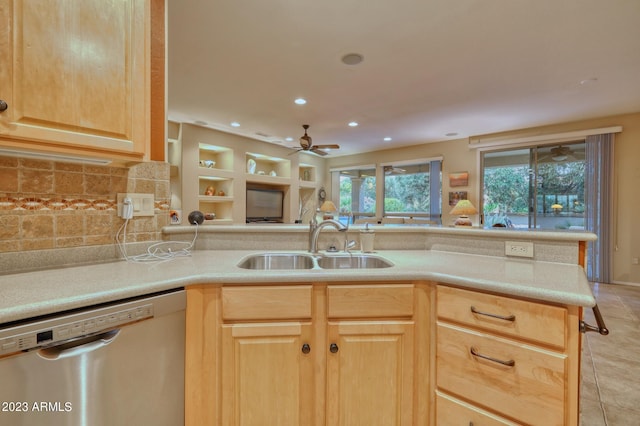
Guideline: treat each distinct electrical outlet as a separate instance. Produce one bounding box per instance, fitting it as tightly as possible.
[505,241,534,258]
[117,193,155,217]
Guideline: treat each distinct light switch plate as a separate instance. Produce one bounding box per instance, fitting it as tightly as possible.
[505,241,534,258]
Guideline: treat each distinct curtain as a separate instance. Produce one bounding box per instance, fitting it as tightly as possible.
[584,133,614,282]
[429,160,442,223]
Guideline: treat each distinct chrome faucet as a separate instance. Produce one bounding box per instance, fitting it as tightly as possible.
[309,219,348,254]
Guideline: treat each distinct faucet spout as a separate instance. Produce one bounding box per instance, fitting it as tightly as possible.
[309,219,347,254]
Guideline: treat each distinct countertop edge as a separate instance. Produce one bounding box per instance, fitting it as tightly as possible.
[0,250,596,324]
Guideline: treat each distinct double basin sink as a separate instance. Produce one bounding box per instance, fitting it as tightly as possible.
[238,252,393,270]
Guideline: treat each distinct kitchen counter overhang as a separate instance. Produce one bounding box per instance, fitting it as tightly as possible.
[0,248,595,325]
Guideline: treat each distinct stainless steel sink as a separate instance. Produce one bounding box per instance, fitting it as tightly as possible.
[237,253,393,270]
[237,253,315,270]
[316,254,393,269]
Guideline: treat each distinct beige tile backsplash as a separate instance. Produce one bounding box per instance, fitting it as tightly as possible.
[0,155,170,254]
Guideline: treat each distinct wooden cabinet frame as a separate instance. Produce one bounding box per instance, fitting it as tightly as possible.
[185,281,579,425]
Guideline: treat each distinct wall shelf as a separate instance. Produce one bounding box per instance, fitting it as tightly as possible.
[174,123,324,225]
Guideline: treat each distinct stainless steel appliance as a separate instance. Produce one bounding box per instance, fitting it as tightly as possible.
[0,289,185,426]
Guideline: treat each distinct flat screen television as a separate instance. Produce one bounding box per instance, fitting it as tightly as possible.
[246,188,284,223]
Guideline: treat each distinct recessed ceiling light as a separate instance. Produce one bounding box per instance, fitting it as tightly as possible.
[285,137,293,142]
[341,53,364,66]
[580,78,598,86]
[230,121,240,127]
[348,121,358,127]
[194,120,208,126]
[294,98,307,105]
[383,137,392,142]
[445,132,458,137]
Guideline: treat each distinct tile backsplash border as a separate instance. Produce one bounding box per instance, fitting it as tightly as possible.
[0,155,171,272]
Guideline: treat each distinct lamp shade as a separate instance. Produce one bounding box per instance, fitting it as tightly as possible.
[319,201,337,212]
[551,203,563,209]
[450,199,478,216]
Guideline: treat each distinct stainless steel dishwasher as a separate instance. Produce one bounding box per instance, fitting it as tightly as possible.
[0,289,185,426]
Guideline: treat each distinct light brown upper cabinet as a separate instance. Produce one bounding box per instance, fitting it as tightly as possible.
[0,0,165,163]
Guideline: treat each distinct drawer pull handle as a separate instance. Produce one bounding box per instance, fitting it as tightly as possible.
[0,100,7,112]
[329,343,339,353]
[470,306,515,322]
[470,346,515,367]
[301,343,311,354]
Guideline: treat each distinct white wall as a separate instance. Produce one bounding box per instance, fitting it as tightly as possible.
[325,112,640,285]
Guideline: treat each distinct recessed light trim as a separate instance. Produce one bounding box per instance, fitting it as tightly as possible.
[285,137,293,142]
[383,137,392,142]
[294,98,307,105]
[341,53,364,66]
[230,121,241,127]
[445,132,458,137]
[348,121,358,127]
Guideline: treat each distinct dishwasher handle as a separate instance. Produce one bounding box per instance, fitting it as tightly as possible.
[37,329,120,360]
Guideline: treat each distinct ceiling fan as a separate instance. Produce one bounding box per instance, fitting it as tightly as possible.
[383,165,406,175]
[290,125,340,156]
[539,145,584,162]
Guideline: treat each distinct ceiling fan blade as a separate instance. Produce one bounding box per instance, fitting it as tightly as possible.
[288,147,304,156]
[310,147,328,156]
[313,144,340,150]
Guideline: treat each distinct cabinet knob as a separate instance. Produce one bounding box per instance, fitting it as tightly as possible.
[329,343,339,353]
[301,343,311,354]
[0,100,7,112]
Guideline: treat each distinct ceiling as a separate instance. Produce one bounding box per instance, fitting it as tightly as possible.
[167,0,640,157]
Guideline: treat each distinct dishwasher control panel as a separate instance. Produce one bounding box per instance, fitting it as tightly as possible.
[0,302,153,356]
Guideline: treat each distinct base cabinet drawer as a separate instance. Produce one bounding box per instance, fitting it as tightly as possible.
[437,285,567,349]
[437,322,566,425]
[436,391,521,426]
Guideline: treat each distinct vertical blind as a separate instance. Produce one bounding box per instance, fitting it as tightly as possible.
[584,133,614,282]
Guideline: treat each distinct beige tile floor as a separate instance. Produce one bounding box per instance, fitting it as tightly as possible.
[580,282,640,425]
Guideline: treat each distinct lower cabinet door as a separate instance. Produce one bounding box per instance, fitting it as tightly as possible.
[326,321,415,426]
[220,322,314,426]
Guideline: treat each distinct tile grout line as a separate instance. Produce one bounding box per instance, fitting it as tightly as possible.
[584,334,609,425]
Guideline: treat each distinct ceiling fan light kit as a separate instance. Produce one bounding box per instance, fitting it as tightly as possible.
[291,125,340,156]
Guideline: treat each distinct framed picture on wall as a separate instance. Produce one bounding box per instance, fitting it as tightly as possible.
[449,171,469,187]
[449,191,468,206]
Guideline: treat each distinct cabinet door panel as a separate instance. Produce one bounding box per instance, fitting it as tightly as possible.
[326,321,414,426]
[0,0,148,157]
[221,322,314,426]
[222,285,312,321]
[327,284,414,318]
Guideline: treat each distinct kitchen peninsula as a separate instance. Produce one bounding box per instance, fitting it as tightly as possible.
[0,226,601,425]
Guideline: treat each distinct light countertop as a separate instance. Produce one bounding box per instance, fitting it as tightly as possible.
[0,249,595,324]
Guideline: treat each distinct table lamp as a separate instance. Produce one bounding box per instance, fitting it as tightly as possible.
[319,200,337,220]
[450,199,478,226]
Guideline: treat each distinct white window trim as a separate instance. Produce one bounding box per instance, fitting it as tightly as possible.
[329,164,376,173]
[469,126,622,151]
[379,156,443,168]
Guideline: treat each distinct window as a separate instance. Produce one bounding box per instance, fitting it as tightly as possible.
[383,160,441,222]
[336,166,376,221]
[481,142,586,229]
